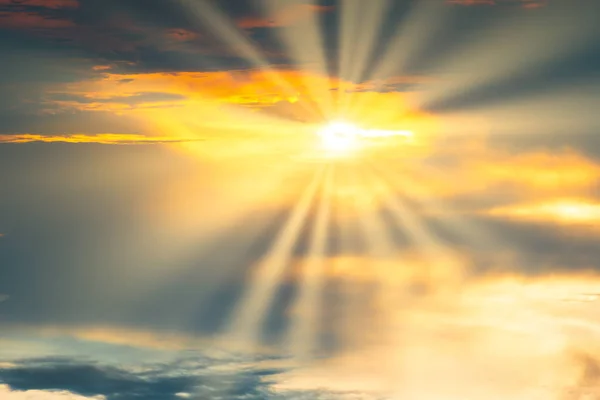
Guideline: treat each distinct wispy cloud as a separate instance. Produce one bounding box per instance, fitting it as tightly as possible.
[488,199,600,228]
[0,385,104,400]
[446,0,546,8]
[0,134,204,145]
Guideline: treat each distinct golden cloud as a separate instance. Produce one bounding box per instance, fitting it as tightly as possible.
[0,134,203,145]
[487,198,600,229]
[51,68,434,126]
[273,269,600,398]
[396,148,600,202]
[40,67,440,164]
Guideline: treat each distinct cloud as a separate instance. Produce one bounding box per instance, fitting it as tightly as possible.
[0,359,200,400]
[273,270,600,398]
[0,294,8,302]
[0,133,203,144]
[0,0,78,9]
[487,199,600,229]
[50,92,188,106]
[445,0,547,8]
[0,11,74,29]
[50,69,318,110]
[4,271,600,400]
[0,0,77,31]
[402,147,600,203]
[0,385,105,400]
[0,356,361,400]
[446,0,496,6]
[237,4,334,29]
[38,325,207,351]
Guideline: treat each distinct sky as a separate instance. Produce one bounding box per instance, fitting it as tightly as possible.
[1,0,600,399]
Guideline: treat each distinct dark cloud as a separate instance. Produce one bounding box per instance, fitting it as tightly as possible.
[0,355,362,399]
[0,356,265,399]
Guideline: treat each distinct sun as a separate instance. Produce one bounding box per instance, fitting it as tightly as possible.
[317,121,361,153]
[316,121,416,156]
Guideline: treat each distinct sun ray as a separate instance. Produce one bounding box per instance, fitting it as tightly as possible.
[343,0,392,117]
[349,0,447,116]
[347,163,402,348]
[365,163,467,293]
[369,160,505,254]
[287,164,334,361]
[430,81,600,137]
[347,1,391,86]
[224,164,327,347]
[257,0,335,120]
[337,0,391,117]
[363,0,446,82]
[177,0,322,121]
[124,159,317,329]
[415,3,600,111]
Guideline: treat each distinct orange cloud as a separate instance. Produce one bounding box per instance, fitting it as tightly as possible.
[55,70,307,107]
[49,67,435,126]
[408,148,600,200]
[41,67,439,161]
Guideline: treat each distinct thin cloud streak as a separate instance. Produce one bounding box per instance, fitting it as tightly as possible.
[0,134,205,145]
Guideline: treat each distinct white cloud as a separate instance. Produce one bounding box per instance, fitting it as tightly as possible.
[175,393,192,399]
[272,272,600,400]
[0,385,106,400]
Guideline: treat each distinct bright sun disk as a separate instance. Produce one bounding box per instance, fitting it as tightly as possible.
[317,121,360,153]
[317,121,415,154]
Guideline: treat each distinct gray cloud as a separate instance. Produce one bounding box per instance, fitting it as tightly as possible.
[0,355,367,400]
